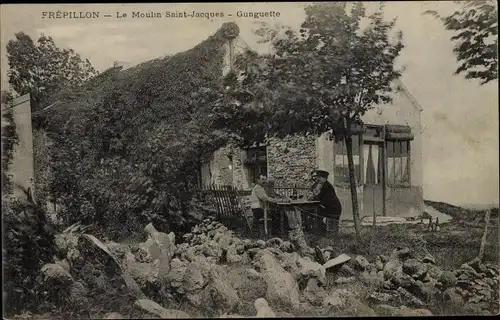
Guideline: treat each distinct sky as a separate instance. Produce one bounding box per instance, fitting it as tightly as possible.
[1,2,498,207]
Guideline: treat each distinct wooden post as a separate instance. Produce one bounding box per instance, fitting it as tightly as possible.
[478,210,491,261]
[229,39,235,73]
[264,206,269,239]
[382,126,387,216]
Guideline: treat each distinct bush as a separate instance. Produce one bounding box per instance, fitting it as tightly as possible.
[2,197,58,315]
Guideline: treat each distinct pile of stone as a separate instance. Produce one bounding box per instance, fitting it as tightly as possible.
[329,247,499,316]
[443,258,499,315]
[41,217,499,318]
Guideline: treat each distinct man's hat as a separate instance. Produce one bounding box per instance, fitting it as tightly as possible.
[315,170,329,178]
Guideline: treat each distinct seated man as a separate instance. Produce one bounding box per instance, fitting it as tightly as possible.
[250,176,282,237]
[309,170,342,236]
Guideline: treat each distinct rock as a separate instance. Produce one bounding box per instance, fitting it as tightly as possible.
[127,260,160,294]
[226,245,242,264]
[67,248,82,265]
[134,299,191,318]
[55,233,80,256]
[397,287,425,308]
[217,233,234,251]
[368,291,398,304]
[279,252,300,274]
[353,255,371,271]
[201,267,240,313]
[203,240,222,258]
[55,259,71,273]
[69,281,89,308]
[339,264,356,277]
[391,270,416,288]
[297,256,327,286]
[383,255,403,280]
[303,278,328,306]
[443,288,464,305]
[41,263,73,285]
[255,250,300,310]
[441,271,457,289]
[256,240,266,248]
[166,258,188,289]
[397,247,412,260]
[180,258,211,294]
[426,263,443,281]
[104,312,124,319]
[182,233,193,242]
[175,243,190,257]
[374,256,384,271]
[374,304,433,316]
[469,258,488,273]
[229,268,267,302]
[183,246,198,262]
[379,254,389,264]
[402,259,427,280]
[77,234,123,276]
[266,238,283,248]
[219,313,245,318]
[322,289,354,308]
[411,280,439,302]
[464,302,491,315]
[106,242,131,261]
[323,254,351,270]
[279,241,294,253]
[334,276,356,285]
[142,224,176,282]
[422,254,436,264]
[359,271,384,288]
[254,298,276,317]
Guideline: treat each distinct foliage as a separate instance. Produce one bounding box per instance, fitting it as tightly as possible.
[425,0,498,84]
[6,32,98,112]
[42,23,240,239]
[33,129,52,209]
[2,196,58,316]
[208,3,404,241]
[1,90,19,195]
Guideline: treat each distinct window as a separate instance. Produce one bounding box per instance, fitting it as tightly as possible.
[244,146,268,185]
[334,136,361,184]
[387,140,411,186]
[363,143,383,185]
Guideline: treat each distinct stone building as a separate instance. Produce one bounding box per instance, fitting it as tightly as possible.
[201,78,424,221]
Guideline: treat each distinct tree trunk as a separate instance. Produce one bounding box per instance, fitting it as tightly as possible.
[344,120,361,243]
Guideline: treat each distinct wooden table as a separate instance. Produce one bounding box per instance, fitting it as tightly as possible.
[263,199,320,239]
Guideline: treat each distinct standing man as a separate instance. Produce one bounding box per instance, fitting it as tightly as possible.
[310,170,342,236]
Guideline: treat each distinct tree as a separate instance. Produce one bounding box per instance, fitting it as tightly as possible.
[6,32,98,110]
[210,3,403,242]
[425,0,498,84]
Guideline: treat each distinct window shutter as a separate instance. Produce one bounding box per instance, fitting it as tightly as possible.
[385,125,414,141]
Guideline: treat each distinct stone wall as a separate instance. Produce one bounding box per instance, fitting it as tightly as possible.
[267,134,317,188]
[5,94,34,200]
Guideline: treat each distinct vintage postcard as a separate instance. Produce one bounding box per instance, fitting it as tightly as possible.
[1,2,498,318]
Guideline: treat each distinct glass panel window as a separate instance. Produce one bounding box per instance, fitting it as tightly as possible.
[334,136,361,184]
[387,140,411,186]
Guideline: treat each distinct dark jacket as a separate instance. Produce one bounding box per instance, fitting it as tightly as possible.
[313,180,342,217]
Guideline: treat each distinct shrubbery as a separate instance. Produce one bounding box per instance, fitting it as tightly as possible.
[2,197,58,315]
[37,23,242,239]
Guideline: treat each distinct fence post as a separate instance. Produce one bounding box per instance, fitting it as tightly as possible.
[478,209,491,261]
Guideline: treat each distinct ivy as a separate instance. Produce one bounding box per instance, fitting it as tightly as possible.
[1,95,19,195]
[42,23,240,238]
